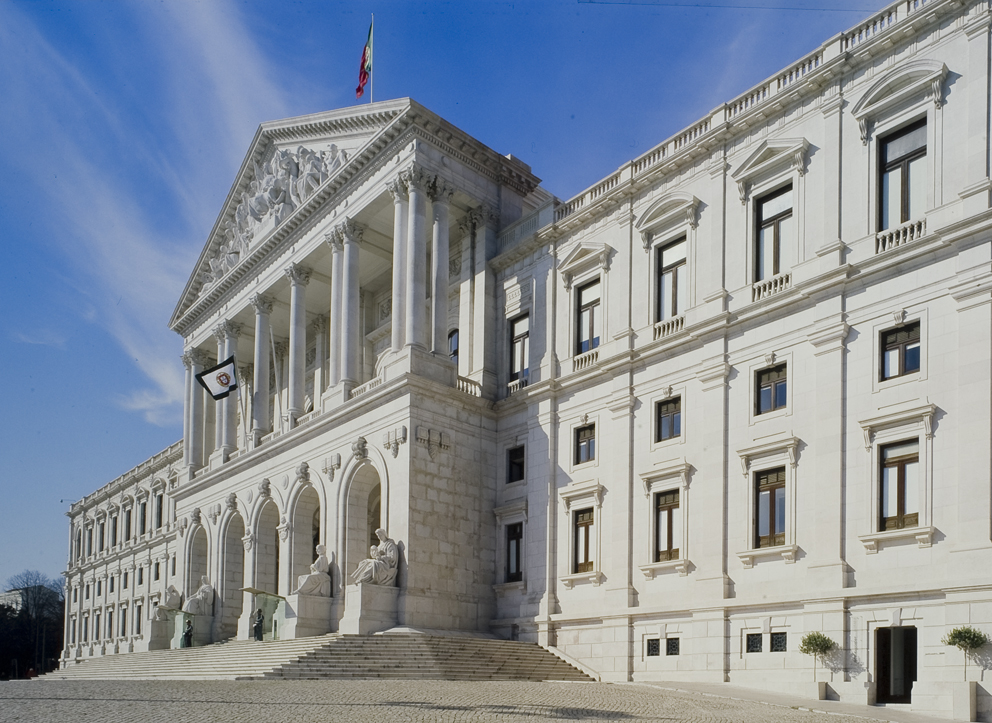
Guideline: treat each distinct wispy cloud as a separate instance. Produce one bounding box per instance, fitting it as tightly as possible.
[11,330,67,349]
[0,1,292,426]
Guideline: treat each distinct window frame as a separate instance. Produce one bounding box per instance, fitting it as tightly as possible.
[656,236,688,323]
[877,118,927,232]
[493,499,527,591]
[506,445,526,484]
[654,490,681,562]
[509,314,530,384]
[755,363,788,416]
[879,320,921,382]
[448,329,458,367]
[879,440,921,532]
[736,436,800,567]
[573,507,595,574]
[505,522,523,583]
[754,467,786,549]
[574,423,596,466]
[639,462,691,578]
[559,478,604,588]
[575,279,602,356]
[754,184,794,282]
[655,396,682,443]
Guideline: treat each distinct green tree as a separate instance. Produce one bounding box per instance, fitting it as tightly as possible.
[942,626,989,681]
[2,570,65,677]
[799,631,836,680]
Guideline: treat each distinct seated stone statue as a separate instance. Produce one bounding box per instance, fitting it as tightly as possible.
[292,544,331,597]
[351,528,398,586]
[163,584,182,610]
[181,575,214,616]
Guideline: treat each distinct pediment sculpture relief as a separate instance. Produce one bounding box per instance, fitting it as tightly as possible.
[197,144,348,297]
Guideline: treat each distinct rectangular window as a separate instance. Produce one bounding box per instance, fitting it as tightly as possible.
[574,424,596,465]
[509,314,530,383]
[746,632,763,653]
[666,638,681,656]
[106,611,113,639]
[448,329,459,367]
[154,563,160,581]
[755,185,793,282]
[139,502,147,536]
[98,522,105,552]
[756,364,787,415]
[573,508,595,573]
[155,494,163,530]
[123,572,128,589]
[120,609,127,637]
[70,619,76,644]
[657,238,687,321]
[655,490,681,562]
[110,516,118,547]
[881,322,921,381]
[646,639,661,657]
[506,522,523,583]
[124,509,132,541]
[84,584,89,600]
[755,467,786,548]
[96,580,101,597]
[135,606,142,635]
[171,555,176,576]
[72,587,77,603]
[507,445,525,484]
[94,613,101,641]
[86,529,93,556]
[82,616,88,643]
[656,397,682,442]
[881,440,919,531]
[880,119,926,231]
[137,567,143,586]
[576,280,601,354]
[109,576,114,593]
[770,632,787,652]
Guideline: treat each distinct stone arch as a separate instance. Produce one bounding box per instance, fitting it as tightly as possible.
[290,485,321,590]
[217,512,246,640]
[254,499,280,595]
[185,525,209,600]
[340,462,384,586]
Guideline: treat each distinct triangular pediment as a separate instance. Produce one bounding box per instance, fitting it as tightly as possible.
[169,99,416,329]
[731,137,809,204]
[558,241,612,290]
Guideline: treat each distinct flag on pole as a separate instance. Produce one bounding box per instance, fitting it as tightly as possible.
[356,19,373,99]
[195,355,239,400]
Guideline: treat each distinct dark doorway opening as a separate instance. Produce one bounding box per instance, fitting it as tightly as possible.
[876,626,917,704]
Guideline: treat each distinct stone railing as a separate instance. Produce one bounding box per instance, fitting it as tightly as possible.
[653,315,685,341]
[349,377,383,399]
[572,349,599,373]
[728,86,769,119]
[506,378,527,396]
[842,7,899,51]
[456,376,482,397]
[777,53,821,90]
[497,200,555,255]
[296,409,320,426]
[876,218,926,255]
[752,272,792,302]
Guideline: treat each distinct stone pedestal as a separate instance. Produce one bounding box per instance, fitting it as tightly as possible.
[339,583,399,635]
[953,681,977,722]
[277,594,336,638]
[147,610,177,651]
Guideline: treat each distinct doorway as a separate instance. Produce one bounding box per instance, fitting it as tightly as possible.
[876,626,917,704]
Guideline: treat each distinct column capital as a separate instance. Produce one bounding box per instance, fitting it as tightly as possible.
[333,217,364,246]
[469,203,499,228]
[181,349,212,369]
[310,315,328,335]
[249,293,274,315]
[387,177,408,203]
[212,320,243,343]
[284,263,312,286]
[401,164,433,194]
[323,230,343,253]
[273,339,289,357]
[430,176,455,205]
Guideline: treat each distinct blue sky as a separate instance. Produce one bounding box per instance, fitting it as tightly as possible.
[0,0,881,587]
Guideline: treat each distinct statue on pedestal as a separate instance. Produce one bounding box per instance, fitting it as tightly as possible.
[181,576,214,615]
[292,544,331,596]
[351,528,398,586]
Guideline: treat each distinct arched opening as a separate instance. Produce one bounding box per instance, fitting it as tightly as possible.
[345,464,382,582]
[255,500,280,595]
[187,527,208,600]
[291,486,321,588]
[219,513,245,639]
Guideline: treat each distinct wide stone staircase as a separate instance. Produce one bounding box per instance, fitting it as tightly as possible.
[42,633,593,682]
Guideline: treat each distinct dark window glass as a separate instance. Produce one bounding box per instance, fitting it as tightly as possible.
[448,329,459,367]
[646,639,661,657]
[507,446,525,483]
[770,632,787,652]
[506,522,523,583]
[655,490,681,562]
[666,638,681,656]
[746,633,763,653]
[110,516,118,547]
[755,467,786,548]
[879,119,927,231]
[96,580,101,597]
[124,509,132,541]
[575,424,596,464]
[755,185,793,281]
[510,315,530,383]
[657,238,687,321]
[139,502,147,536]
[137,567,143,586]
[656,397,682,442]
[109,577,114,593]
[155,494,163,529]
[756,364,787,414]
[881,440,920,531]
[574,508,595,573]
[576,280,601,354]
[154,563,160,581]
[881,322,921,380]
[98,522,105,552]
[171,555,176,576]
[135,606,142,635]
[123,572,128,589]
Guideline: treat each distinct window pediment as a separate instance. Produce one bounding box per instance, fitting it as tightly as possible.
[635,192,700,250]
[558,242,612,291]
[852,60,947,144]
[731,138,809,204]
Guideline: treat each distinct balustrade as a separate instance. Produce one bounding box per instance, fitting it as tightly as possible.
[349,377,383,399]
[653,315,686,341]
[456,376,482,397]
[572,349,599,373]
[876,218,926,255]
[751,272,792,302]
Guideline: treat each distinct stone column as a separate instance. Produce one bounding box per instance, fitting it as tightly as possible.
[430,179,453,355]
[249,294,273,444]
[339,219,364,384]
[404,166,431,350]
[181,354,193,467]
[324,232,344,388]
[470,204,499,394]
[388,178,408,352]
[311,315,327,401]
[212,321,241,457]
[184,349,209,470]
[284,263,312,425]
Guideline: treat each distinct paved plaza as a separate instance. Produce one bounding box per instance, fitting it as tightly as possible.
[0,679,947,723]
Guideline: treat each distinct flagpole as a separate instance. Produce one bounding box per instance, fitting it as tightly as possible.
[370,14,374,104]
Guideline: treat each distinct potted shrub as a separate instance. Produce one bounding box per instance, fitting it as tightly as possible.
[799,631,836,681]
[942,626,988,681]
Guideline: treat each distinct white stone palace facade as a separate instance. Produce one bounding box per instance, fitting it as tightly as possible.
[64,0,992,717]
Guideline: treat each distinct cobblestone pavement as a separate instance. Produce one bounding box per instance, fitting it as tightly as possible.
[0,679,945,723]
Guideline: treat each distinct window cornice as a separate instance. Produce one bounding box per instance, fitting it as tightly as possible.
[731,137,809,204]
[851,59,947,144]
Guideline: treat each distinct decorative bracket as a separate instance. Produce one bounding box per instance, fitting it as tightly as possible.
[383,426,408,458]
[416,426,450,460]
[323,453,342,482]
